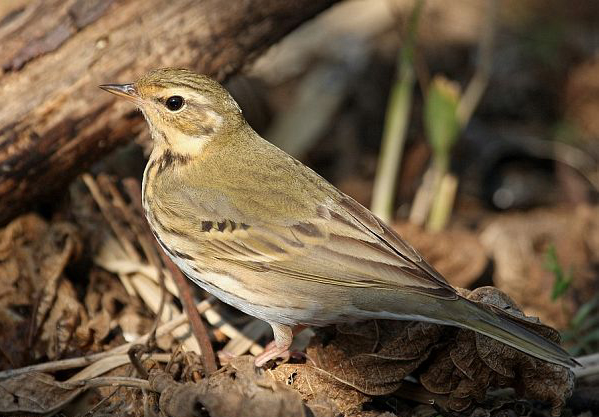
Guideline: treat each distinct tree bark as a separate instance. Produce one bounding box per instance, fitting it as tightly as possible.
[0,0,338,225]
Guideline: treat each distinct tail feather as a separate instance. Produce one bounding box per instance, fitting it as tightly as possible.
[447,299,577,368]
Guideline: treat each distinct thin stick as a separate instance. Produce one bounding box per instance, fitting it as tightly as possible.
[82,174,141,262]
[456,0,497,127]
[123,178,218,375]
[101,175,163,269]
[573,352,599,379]
[67,376,153,391]
[161,255,218,375]
[108,175,168,351]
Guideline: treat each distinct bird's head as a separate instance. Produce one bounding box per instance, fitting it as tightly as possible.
[100,68,243,155]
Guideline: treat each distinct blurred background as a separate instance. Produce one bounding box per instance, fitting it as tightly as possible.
[1,0,598,415]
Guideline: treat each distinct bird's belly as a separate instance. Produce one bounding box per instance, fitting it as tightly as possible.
[170,255,338,326]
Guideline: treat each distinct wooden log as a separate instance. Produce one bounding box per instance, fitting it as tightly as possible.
[0,0,337,225]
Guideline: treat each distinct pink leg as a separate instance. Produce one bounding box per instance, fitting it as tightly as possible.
[254,323,294,367]
[261,325,307,352]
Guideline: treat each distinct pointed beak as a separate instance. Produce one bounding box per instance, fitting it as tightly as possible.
[99,83,139,103]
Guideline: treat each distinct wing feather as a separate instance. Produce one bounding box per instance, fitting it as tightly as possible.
[196,194,457,300]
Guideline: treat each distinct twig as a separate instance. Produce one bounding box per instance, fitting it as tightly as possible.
[101,175,163,269]
[76,387,120,417]
[123,178,219,375]
[67,376,153,391]
[162,256,218,375]
[107,175,168,356]
[456,0,497,128]
[67,353,173,382]
[90,174,179,354]
[82,174,141,262]
[573,352,599,379]
[203,310,265,356]
[223,319,270,357]
[128,344,151,379]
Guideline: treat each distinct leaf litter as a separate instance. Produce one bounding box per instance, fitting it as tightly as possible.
[0,175,592,416]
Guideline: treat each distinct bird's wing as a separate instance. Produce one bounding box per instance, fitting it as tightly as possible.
[197,193,457,300]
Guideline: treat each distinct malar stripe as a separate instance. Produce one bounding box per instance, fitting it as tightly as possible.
[156,149,191,176]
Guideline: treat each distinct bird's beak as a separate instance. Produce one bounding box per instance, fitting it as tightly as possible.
[99,83,139,103]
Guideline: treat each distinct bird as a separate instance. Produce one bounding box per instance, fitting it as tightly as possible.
[100,68,576,368]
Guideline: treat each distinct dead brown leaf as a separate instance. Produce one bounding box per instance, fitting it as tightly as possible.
[0,214,86,367]
[38,278,87,360]
[394,223,488,288]
[271,362,367,416]
[269,321,443,415]
[269,287,573,416]
[150,356,309,417]
[480,205,599,328]
[0,372,83,415]
[421,287,574,416]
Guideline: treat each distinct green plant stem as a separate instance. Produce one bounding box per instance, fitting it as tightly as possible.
[428,0,496,231]
[426,156,457,232]
[370,0,424,222]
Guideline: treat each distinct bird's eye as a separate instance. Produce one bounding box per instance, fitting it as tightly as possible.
[165,96,184,111]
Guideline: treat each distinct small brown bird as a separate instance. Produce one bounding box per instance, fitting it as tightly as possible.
[100,68,575,368]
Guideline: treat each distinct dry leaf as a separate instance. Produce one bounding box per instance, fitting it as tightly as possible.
[38,279,87,359]
[269,321,443,415]
[271,287,573,416]
[0,372,83,414]
[31,222,81,337]
[393,223,488,288]
[0,215,85,367]
[150,356,309,417]
[271,362,368,416]
[420,287,574,416]
[480,205,599,328]
[309,320,442,395]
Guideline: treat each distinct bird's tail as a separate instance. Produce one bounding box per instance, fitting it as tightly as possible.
[443,298,578,368]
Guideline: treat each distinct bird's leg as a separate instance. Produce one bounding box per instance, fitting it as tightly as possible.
[254,323,293,367]
[261,324,306,352]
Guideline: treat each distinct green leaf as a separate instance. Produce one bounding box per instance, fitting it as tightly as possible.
[424,76,461,160]
[543,244,572,301]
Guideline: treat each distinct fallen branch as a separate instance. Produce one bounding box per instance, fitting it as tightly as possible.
[0,0,338,226]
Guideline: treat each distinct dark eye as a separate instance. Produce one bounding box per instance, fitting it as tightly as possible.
[165,96,184,111]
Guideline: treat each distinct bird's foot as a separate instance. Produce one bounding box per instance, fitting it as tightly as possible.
[254,343,291,367]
